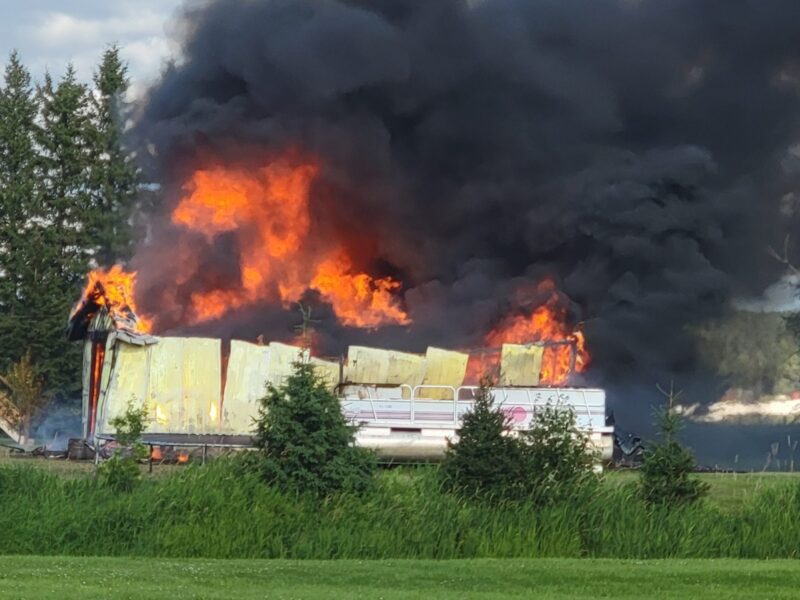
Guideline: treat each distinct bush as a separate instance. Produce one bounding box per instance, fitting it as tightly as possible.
[97,401,148,492]
[521,404,599,505]
[638,386,709,506]
[253,360,375,496]
[441,377,597,504]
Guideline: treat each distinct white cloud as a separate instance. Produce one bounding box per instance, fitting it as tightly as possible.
[33,11,167,49]
[3,1,183,85]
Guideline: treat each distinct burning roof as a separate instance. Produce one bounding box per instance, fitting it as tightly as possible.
[67,266,155,344]
[69,261,588,387]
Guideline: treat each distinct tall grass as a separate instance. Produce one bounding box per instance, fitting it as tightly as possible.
[1,462,799,559]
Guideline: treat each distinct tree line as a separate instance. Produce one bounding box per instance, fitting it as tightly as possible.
[0,47,137,416]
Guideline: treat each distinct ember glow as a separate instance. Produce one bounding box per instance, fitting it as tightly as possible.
[170,158,409,328]
[75,265,152,333]
[483,280,589,386]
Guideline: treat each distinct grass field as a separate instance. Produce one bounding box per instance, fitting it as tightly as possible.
[606,470,800,510]
[1,556,800,599]
[2,451,798,510]
[4,454,800,560]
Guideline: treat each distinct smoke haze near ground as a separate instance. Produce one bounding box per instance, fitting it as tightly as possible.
[131,0,800,428]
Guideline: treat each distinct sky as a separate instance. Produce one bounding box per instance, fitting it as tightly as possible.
[0,0,182,96]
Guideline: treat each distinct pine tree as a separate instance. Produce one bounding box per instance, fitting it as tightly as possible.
[89,45,138,264]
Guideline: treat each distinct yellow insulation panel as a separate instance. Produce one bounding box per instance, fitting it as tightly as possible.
[101,337,223,435]
[499,343,543,386]
[345,346,424,385]
[221,340,270,435]
[178,338,222,433]
[310,357,340,388]
[420,347,469,399]
[97,342,150,433]
[267,342,307,388]
[147,337,187,432]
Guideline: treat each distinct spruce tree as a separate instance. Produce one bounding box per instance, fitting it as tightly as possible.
[0,52,43,379]
[440,377,527,499]
[254,360,376,496]
[638,386,709,505]
[89,45,138,264]
[29,65,95,394]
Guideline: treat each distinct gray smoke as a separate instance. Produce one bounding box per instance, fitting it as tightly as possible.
[133,0,800,424]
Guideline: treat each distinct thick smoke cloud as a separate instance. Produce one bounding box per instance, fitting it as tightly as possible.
[134,0,800,420]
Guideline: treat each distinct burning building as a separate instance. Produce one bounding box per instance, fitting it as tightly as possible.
[67,268,612,461]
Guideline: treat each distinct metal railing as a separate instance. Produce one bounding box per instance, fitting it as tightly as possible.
[341,384,605,430]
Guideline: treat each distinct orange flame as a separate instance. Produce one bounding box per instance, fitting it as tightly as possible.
[75,265,152,333]
[171,158,409,328]
[482,280,589,386]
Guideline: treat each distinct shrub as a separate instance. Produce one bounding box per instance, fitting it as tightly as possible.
[440,377,526,499]
[441,378,597,504]
[0,350,46,442]
[98,401,148,492]
[638,386,709,505]
[253,360,375,496]
[521,403,599,505]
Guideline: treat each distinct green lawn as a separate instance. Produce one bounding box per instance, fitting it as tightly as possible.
[1,556,799,599]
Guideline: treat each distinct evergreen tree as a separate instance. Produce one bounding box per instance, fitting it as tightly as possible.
[440,377,527,499]
[0,50,138,402]
[0,52,46,383]
[442,377,598,503]
[37,65,95,279]
[520,404,598,505]
[638,386,709,505]
[89,45,138,264]
[27,65,95,394]
[254,359,375,496]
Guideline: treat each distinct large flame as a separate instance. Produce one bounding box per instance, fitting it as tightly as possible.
[75,265,152,333]
[171,159,409,328]
[480,279,589,386]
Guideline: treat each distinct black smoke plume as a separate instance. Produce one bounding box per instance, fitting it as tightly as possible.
[133,0,800,426]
